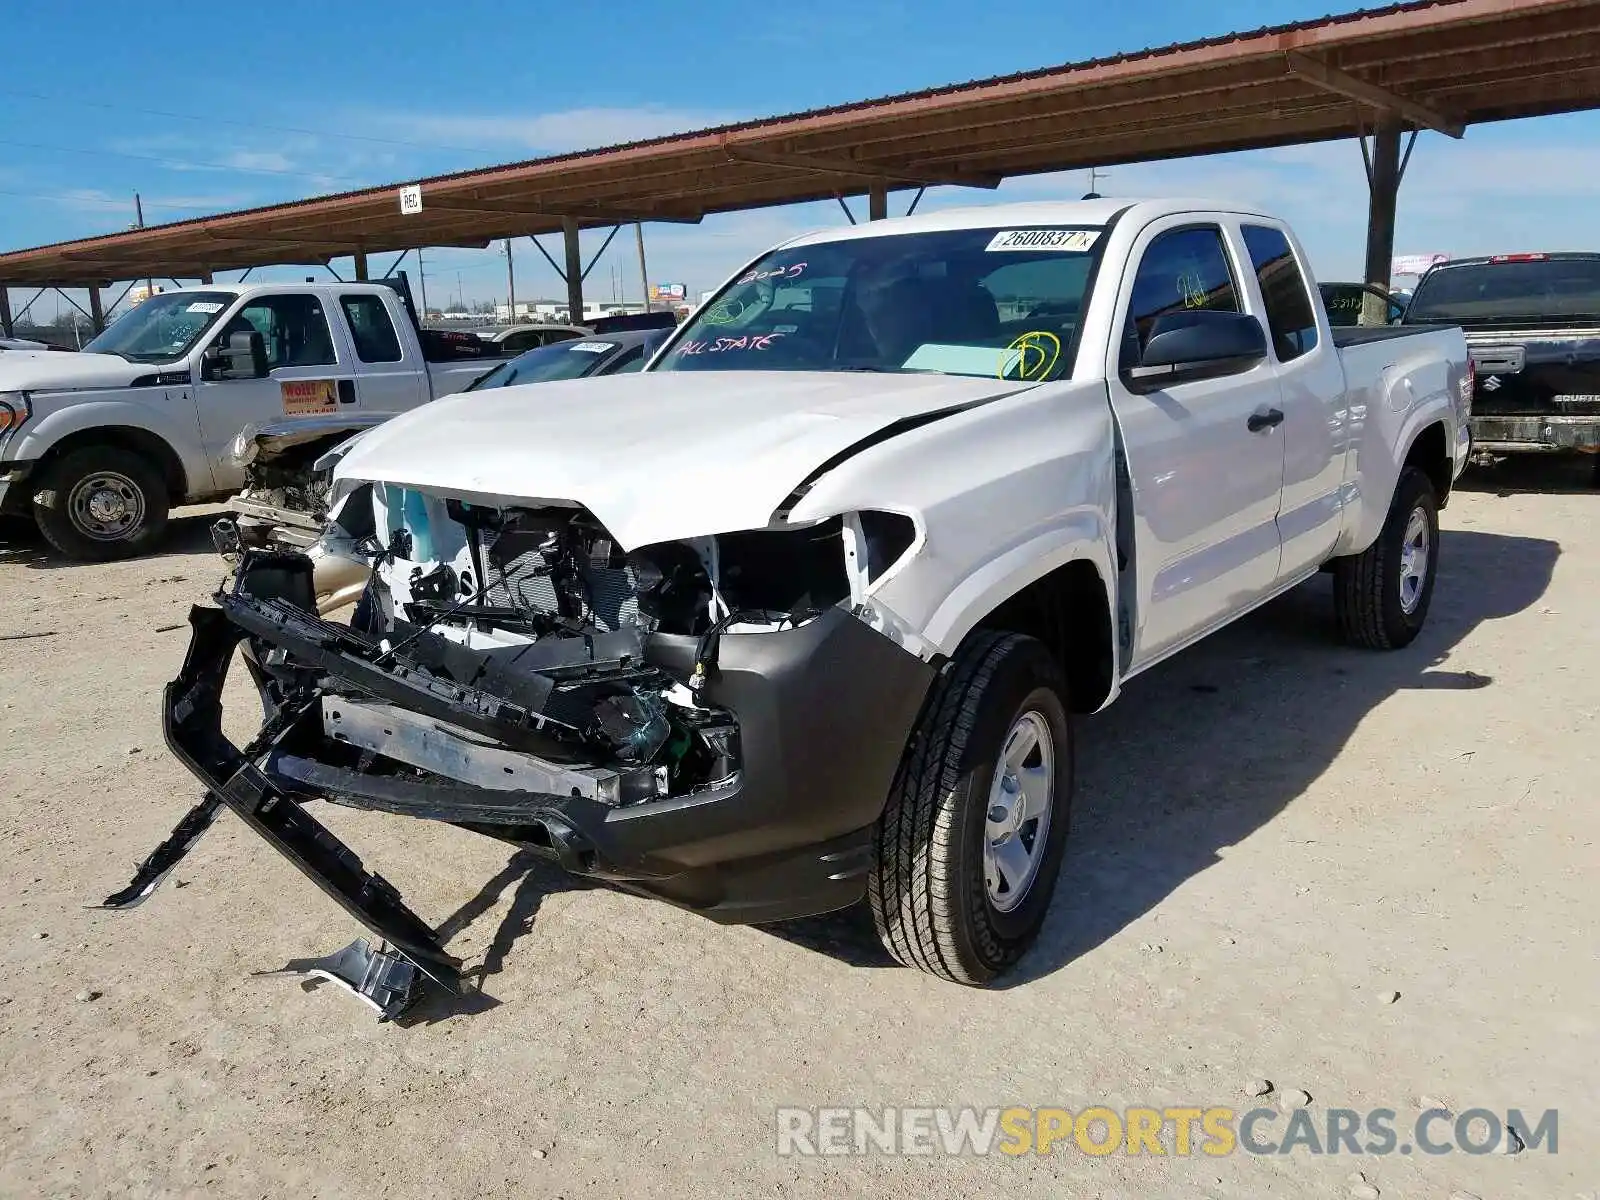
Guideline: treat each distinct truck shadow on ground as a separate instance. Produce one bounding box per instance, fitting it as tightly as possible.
[0,511,219,569]
[1457,455,1597,495]
[762,527,1560,982]
[398,849,600,1024]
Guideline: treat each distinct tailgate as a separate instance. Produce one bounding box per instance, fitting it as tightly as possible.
[1466,329,1600,417]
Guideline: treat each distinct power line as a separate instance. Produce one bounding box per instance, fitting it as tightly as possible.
[0,86,497,156]
[0,186,227,213]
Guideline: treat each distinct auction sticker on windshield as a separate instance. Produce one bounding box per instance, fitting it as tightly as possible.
[186,301,224,314]
[985,230,1099,253]
[281,380,338,415]
[567,342,615,353]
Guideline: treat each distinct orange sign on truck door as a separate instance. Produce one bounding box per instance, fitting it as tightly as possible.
[281,380,338,415]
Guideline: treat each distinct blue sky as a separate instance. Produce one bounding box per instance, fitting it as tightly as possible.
[5,0,1600,315]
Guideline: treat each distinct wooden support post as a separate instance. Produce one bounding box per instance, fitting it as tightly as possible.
[1362,120,1402,327]
[88,286,105,334]
[0,286,12,338]
[353,249,369,281]
[562,217,583,323]
[868,182,888,221]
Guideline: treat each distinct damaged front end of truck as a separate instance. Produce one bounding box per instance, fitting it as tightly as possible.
[109,480,936,1015]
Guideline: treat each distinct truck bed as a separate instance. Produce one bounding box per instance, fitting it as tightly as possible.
[1330,322,1458,347]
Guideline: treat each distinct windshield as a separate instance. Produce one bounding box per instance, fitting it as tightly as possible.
[83,291,235,362]
[657,226,1105,380]
[465,339,619,389]
[1406,258,1600,324]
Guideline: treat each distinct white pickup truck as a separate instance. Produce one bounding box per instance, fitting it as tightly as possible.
[126,199,1470,1005]
[0,282,497,560]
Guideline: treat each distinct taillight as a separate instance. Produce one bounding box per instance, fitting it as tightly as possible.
[1489,253,1548,263]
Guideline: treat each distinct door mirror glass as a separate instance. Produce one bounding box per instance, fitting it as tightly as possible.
[203,330,269,381]
[1128,310,1266,389]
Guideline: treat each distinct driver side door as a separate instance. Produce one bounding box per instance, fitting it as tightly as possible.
[194,292,352,492]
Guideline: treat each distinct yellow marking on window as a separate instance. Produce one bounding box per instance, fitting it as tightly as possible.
[1000,330,1062,380]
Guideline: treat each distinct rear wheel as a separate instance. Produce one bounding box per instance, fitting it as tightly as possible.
[32,446,170,562]
[869,631,1073,985]
[1333,466,1439,649]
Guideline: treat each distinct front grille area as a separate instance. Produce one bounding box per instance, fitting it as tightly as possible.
[485,540,644,633]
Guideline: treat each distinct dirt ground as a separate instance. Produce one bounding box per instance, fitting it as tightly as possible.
[1,463,1596,1199]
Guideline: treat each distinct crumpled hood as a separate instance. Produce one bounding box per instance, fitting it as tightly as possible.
[0,352,151,392]
[334,369,1034,548]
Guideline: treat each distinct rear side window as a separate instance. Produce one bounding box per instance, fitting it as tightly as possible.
[1121,226,1240,368]
[340,294,403,363]
[1241,225,1319,361]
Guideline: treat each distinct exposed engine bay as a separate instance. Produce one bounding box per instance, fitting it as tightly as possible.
[276,483,914,809]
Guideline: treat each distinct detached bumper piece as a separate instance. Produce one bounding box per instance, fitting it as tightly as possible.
[257,938,421,1021]
[145,600,463,994]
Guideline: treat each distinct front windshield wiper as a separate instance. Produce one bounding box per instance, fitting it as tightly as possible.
[831,365,942,374]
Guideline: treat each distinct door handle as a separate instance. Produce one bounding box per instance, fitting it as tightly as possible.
[1247,408,1284,433]
[337,379,356,405]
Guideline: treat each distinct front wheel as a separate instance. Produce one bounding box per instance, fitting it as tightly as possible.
[1333,465,1439,649]
[869,631,1073,986]
[32,446,170,562]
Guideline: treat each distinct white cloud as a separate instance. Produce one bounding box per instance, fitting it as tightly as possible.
[223,150,297,173]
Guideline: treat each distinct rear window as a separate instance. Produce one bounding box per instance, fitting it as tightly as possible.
[340,294,402,363]
[1406,258,1600,324]
[1241,225,1318,361]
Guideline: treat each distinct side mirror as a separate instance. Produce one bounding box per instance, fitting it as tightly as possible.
[202,330,268,380]
[1127,310,1267,390]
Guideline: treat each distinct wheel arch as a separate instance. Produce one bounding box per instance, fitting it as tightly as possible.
[1402,419,1452,506]
[969,558,1116,714]
[34,426,188,504]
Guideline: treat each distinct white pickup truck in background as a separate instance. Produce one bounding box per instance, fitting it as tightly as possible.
[138,198,1473,995]
[0,282,499,560]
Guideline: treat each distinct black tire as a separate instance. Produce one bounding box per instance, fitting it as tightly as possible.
[32,445,170,562]
[1333,466,1439,649]
[869,631,1073,985]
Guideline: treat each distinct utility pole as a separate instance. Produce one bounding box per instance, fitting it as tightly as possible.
[456,270,463,313]
[416,248,429,319]
[1085,167,1109,195]
[504,239,516,323]
[635,223,651,313]
[135,192,153,304]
